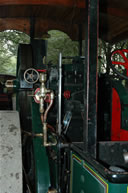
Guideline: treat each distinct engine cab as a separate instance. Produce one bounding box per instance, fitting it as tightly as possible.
[1,1,128,193]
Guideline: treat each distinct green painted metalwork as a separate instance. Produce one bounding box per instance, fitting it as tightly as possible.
[48,146,58,189]
[32,101,50,193]
[70,152,128,193]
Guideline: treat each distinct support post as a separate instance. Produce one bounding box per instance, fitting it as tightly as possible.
[83,0,99,158]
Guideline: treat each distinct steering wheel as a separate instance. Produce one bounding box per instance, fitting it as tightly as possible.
[24,68,39,84]
[110,49,128,80]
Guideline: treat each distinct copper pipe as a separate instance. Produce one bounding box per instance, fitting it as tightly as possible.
[44,92,54,122]
[47,123,55,133]
[43,123,57,147]
[41,114,56,132]
[44,99,53,122]
[40,100,53,124]
[40,92,54,123]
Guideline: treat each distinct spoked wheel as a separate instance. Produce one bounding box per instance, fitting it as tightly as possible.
[24,68,39,84]
[110,49,128,80]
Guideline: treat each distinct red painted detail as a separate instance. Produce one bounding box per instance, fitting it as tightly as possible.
[111,49,128,76]
[34,88,51,104]
[64,90,71,99]
[37,69,47,73]
[34,88,40,104]
[111,88,128,141]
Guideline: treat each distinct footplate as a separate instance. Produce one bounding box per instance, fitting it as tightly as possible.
[0,111,22,193]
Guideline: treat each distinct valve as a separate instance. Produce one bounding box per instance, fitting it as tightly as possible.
[64,90,71,99]
[24,68,39,84]
[34,73,51,113]
[34,89,51,104]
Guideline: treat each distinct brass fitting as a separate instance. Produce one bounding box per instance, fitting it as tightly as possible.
[38,73,51,113]
[39,73,47,83]
[40,97,44,113]
[47,189,57,193]
[43,122,48,146]
[50,92,54,100]
[43,123,57,147]
[5,80,14,88]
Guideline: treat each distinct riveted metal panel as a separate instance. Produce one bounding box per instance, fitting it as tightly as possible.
[0,111,22,193]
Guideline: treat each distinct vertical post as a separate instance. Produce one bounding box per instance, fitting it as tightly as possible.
[58,53,62,136]
[31,39,47,69]
[30,18,47,70]
[83,0,99,158]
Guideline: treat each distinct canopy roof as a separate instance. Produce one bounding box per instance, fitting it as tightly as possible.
[100,0,128,43]
[0,0,128,43]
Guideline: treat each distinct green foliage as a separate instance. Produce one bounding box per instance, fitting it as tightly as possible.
[98,39,128,76]
[0,30,30,75]
[47,30,79,64]
[1,29,128,78]
[0,30,79,75]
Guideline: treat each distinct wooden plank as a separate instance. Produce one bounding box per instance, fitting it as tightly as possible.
[0,17,85,40]
[0,0,85,8]
[0,18,30,34]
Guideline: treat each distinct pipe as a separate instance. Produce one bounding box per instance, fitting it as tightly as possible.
[40,115,55,133]
[43,123,48,146]
[47,123,56,133]
[43,123,57,147]
[40,114,44,123]
[40,97,44,113]
[22,130,43,137]
[44,92,54,122]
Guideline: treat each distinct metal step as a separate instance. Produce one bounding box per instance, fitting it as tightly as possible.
[0,111,22,193]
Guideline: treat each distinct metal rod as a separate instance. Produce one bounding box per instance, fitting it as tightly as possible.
[57,53,62,193]
[62,56,85,59]
[58,53,62,136]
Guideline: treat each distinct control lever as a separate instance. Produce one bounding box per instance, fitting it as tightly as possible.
[63,111,72,134]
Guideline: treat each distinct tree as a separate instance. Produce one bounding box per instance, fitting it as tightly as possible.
[0,30,30,75]
[98,39,128,78]
[47,30,79,65]
[0,30,79,75]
